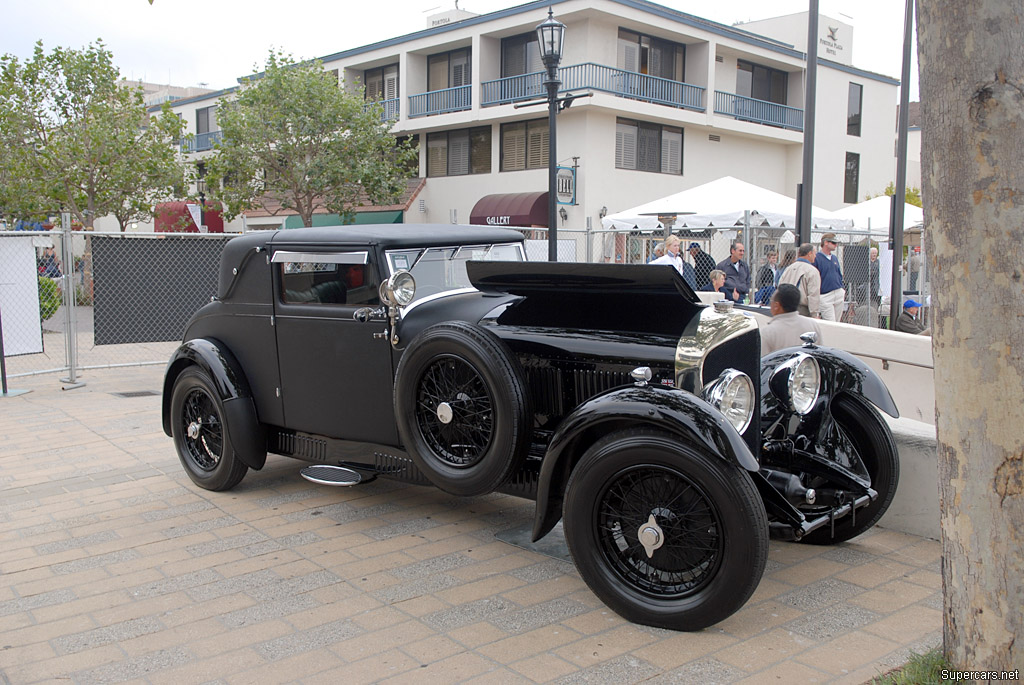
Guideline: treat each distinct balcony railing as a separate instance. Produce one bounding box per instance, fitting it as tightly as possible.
[180,130,223,154]
[364,98,400,122]
[408,85,471,118]
[481,63,705,112]
[713,91,804,131]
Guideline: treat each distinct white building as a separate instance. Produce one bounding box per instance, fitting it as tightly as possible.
[165,0,901,245]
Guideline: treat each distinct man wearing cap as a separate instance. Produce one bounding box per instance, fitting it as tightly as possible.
[814,233,846,321]
[689,242,716,289]
[896,299,930,335]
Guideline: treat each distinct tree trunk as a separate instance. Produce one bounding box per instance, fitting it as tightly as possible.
[917,0,1024,669]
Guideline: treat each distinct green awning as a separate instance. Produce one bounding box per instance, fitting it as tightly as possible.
[283,210,403,229]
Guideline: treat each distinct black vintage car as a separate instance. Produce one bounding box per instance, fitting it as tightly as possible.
[162,225,899,631]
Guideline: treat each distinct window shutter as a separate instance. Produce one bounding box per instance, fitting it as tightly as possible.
[638,123,660,172]
[526,39,543,74]
[448,129,470,175]
[661,129,682,174]
[615,122,637,169]
[502,124,526,171]
[617,39,639,73]
[383,65,399,100]
[470,127,491,174]
[427,134,448,177]
[526,121,548,169]
[364,70,383,100]
[451,50,470,87]
[503,38,526,78]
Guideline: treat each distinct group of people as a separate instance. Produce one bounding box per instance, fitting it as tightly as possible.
[650,232,929,354]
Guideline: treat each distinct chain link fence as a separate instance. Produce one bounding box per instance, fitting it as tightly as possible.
[1,230,237,382]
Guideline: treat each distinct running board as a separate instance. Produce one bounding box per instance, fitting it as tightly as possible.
[300,465,365,486]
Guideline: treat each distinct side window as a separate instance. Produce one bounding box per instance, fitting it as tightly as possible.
[274,252,380,306]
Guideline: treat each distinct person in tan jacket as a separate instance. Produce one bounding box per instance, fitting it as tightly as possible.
[778,243,822,318]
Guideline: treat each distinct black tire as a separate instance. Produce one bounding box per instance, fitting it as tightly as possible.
[799,394,899,544]
[170,367,248,491]
[563,429,769,631]
[394,321,530,496]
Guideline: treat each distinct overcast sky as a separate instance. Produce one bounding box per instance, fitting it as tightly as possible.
[1,0,917,97]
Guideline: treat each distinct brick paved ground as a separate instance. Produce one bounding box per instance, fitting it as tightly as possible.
[0,366,941,684]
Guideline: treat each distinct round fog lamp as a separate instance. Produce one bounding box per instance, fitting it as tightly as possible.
[705,370,755,434]
[788,355,820,415]
[388,271,417,306]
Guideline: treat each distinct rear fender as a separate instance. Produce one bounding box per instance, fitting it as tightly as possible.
[531,385,758,541]
[162,338,267,470]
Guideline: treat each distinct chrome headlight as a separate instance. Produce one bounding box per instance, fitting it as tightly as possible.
[769,354,821,415]
[702,369,755,433]
[380,270,416,307]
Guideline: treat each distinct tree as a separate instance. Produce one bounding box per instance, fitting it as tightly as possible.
[0,41,186,231]
[866,182,923,208]
[207,49,416,228]
[918,0,1023,669]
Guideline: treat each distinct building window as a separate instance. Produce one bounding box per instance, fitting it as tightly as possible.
[426,127,491,177]
[844,152,860,203]
[615,118,683,174]
[737,60,788,104]
[196,106,215,134]
[502,33,542,77]
[847,82,863,136]
[428,48,471,91]
[500,120,549,171]
[364,64,399,101]
[617,29,685,81]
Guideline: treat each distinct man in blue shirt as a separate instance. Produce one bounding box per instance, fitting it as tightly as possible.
[715,241,750,303]
[814,232,846,321]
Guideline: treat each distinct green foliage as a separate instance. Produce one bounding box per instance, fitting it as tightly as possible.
[871,649,952,684]
[207,49,417,227]
[74,284,93,306]
[0,41,187,230]
[37,276,61,320]
[867,182,923,208]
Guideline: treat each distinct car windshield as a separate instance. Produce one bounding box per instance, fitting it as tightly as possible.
[386,243,525,304]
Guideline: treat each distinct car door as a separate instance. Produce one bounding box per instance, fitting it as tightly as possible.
[271,248,399,445]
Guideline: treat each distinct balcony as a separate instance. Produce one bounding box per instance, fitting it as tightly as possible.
[180,130,223,154]
[408,85,471,118]
[481,63,705,112]
[364,98,400,122]
[713,91,803,131]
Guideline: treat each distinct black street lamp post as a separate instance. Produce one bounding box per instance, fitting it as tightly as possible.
[536,8,565,262]
[196,177,207,231]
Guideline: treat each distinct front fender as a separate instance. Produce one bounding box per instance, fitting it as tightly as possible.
[162,338,266,470]
[531,385,758,541]
[761,345,899,419]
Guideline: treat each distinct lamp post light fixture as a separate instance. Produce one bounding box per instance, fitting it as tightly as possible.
[196,177,207,231]
[536,7,565,262]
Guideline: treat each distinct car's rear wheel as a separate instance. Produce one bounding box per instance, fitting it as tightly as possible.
[798,394,899,544]
[394,321,530,496]
[170,367,248,491]
[563,429,768,631]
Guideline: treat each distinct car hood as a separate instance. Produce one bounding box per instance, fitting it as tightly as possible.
[466,261,704,338]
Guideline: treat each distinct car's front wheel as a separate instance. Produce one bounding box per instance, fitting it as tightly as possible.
[170,367,248,491]
[563,429,768,631]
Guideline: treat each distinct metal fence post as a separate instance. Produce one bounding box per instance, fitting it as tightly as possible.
[60,213,85,389]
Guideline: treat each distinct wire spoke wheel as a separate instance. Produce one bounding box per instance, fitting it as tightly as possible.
[416,355,494,467]
[597,465,723,597]
[563,429,768,631]
[180,387,223,471]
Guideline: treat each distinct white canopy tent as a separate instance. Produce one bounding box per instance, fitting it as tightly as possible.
[830,196,924,238]
[601,176,852,232]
